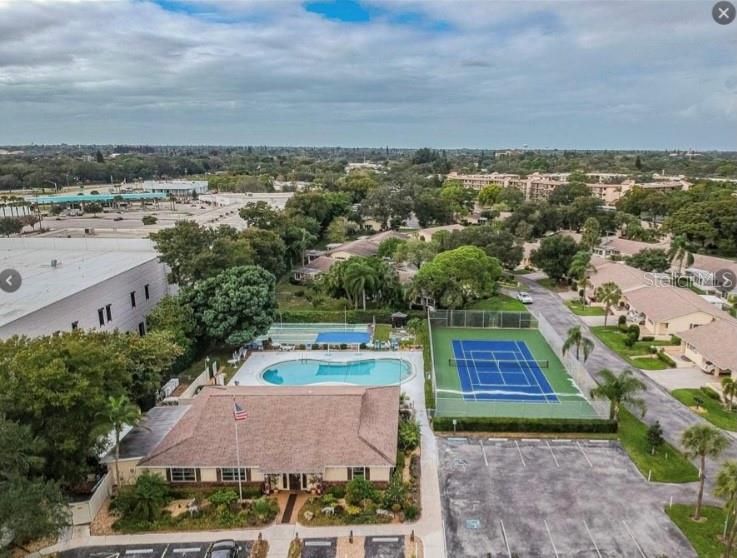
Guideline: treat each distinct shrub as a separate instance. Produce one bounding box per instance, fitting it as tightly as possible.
[670,334,682,345]
[328,485,346,499]
[623,324,640,348]
[209,489,239,508]
[345,478,379,506]
[250,497,278,522]
[382,473,406,509]
[320,494,336,507]
[656,350,676,367]
[403,504,419,521]
[142,215,158,225]
[112,472,170,523]
[617,315,627,330]
[433,416,617,433]
[641,336,654,342]
[398,419,421,452]
[701,386,722,400]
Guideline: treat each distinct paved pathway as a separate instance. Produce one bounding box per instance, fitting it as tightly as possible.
[520,275,737,491]
[643,366,721,391]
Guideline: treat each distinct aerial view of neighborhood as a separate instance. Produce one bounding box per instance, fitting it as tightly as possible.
[1,0,736,557]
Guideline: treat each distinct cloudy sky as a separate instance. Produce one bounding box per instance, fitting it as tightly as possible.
[0,0,735,149]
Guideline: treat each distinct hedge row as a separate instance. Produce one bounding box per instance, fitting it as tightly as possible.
[656,350,677,367]
[432,416,618,434]
[278,309,425,324]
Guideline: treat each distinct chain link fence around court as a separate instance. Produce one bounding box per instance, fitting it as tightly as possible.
[429,309,538,330]
[427,308,610,420]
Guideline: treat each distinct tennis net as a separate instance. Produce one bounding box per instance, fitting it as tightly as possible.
[449,357,549,369]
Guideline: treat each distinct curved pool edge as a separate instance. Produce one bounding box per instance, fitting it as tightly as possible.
[256,355,417,387]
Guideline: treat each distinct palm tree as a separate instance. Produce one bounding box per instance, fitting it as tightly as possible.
[682,424,729,520]
[562,326,595,362]
[669,234,694,276]
[343,259,378,310]
[568,251,595,300]
[101,394,141,487]
[589,368,647,421]
[714,461,737,558]
[595,282,623,327]
[723,377,737,411]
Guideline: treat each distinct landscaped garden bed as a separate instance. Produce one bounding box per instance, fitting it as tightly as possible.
[298,417,421,526]
[591,326,677,370]
[667,504,726,558]
[108,474,279,533]
[565,300,606,316]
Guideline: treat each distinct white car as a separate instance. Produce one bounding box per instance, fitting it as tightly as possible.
[516,291,533,304]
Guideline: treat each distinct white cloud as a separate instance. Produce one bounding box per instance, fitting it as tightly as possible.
[0,0,734,148]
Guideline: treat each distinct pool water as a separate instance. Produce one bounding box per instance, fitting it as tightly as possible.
[262,358,411,386]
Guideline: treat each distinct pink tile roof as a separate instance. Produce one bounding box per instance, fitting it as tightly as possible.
[140,385,399,473]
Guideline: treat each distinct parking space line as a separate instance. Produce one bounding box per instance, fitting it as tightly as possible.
[583,520,602,558]
[160,544,169,558]
[545,440,560,467]
[544,520,559,558]
[172,549,200,554]
[480,439,489,466]
[499,519,512,558]
[577,441,593,468]
[622,520,647,557]
[514,440,526,467]
[125,551,154,555]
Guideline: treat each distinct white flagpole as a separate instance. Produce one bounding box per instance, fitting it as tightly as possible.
[234,402,244,502]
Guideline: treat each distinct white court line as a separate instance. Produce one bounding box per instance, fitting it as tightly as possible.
[577,441,593,468]
[546,440,560,467]
[544,520,560,558]
[480,439,489,466]
[499,519,512,558]
[514,440,527,467]
[583,520,602,558]
[622,520,647,558]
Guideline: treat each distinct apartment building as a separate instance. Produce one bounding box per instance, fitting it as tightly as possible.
[0,238,170,339]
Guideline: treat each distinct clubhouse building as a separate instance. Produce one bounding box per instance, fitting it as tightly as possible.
[106,385,400,491]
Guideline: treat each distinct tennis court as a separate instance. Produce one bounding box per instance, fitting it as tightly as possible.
[432,326,597,419]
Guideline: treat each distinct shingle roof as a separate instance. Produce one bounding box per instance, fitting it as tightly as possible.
[139,386,399,472]
[688,254,737,275]
[623,286,732,322]
[589,261,646,293]
[599,237,670,257]
[680,319,737,372]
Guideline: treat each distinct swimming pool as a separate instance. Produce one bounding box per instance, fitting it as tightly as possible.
[261,358,412,386]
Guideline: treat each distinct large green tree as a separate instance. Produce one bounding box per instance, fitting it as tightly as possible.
[183,265,276,347]
[625,248,671,273]
[530,234,579,283]
[682,425,729,520]
[410,246,502,308]
[590,368,646,421]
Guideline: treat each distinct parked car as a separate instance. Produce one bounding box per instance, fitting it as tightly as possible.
[516,291,533,304]
[206,540,242,558]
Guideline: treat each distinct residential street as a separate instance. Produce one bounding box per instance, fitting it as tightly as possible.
[520,276,737,490]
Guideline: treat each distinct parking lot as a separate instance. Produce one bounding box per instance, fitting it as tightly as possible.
[439,437,696,557]
[58,541,253,558]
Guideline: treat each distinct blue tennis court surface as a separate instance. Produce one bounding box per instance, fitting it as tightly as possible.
[452,339,557,403]
[315,331,371,344]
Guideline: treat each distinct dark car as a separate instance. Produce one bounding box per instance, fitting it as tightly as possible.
[206,540,242,558]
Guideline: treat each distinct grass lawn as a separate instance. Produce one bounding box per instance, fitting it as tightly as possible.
[617,408,699,483]
[275,280,346,311]
[591,326,674,370]
[374,323,392,342]
[672,388,737,431]
[667,504,726,558]
[566,300,606,316]
[467,294,527,311]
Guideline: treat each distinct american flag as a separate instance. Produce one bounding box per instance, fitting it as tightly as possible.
[233,401,248,421]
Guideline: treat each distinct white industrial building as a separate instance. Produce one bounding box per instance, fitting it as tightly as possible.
[141,180,209,198]
[0,238,171,339]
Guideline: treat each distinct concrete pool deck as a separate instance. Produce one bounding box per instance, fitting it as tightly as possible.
[229,349,424,388]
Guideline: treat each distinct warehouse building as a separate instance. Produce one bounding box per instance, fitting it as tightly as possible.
[0,238,171,338]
